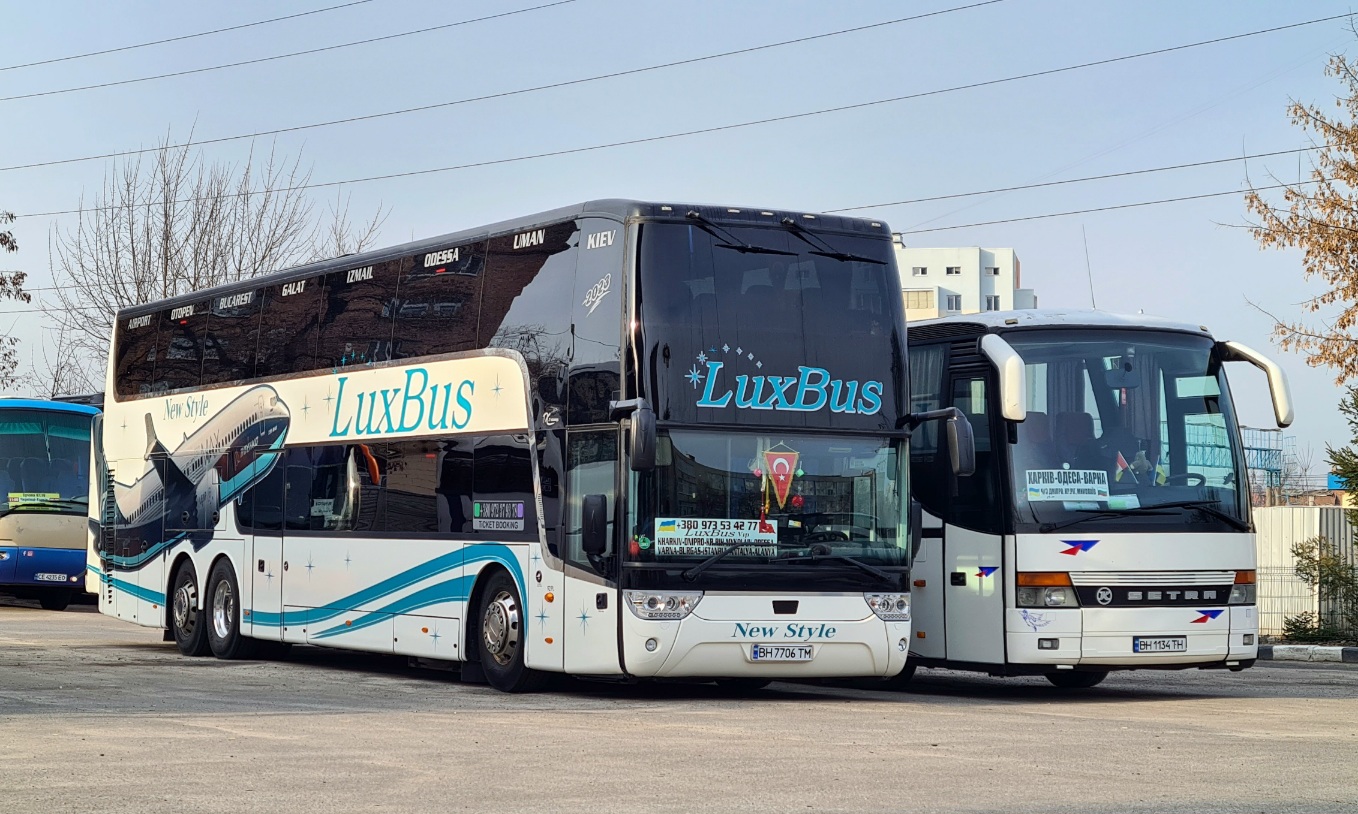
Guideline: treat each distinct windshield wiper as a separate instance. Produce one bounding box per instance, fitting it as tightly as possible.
[771,548,898,585]
[1039,499,1248,533]
[681,539,776,582]
[1126,499,1252,532]
[685,210,798,257]
[0,497,88,519]
[779,217,887,265]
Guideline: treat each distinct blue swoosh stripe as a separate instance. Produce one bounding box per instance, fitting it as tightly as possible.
[86,564,166,605]
[310,576,475,639]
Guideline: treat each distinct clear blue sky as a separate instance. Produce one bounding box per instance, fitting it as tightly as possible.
[1,0,1354,467]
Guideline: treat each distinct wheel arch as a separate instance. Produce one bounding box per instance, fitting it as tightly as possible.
[463,562,512,663]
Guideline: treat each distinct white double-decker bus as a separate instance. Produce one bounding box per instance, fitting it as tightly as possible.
[87,200,972,692]
[902,309,1292,688]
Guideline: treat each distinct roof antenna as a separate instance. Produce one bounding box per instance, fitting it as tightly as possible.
[1082,224,1097,309]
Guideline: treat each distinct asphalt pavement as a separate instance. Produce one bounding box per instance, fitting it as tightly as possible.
[1,597,1355,814]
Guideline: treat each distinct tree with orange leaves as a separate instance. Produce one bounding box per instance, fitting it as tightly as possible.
[1245,53,1358,384]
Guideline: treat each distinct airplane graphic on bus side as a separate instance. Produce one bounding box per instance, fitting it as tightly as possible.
[106,386,290,560]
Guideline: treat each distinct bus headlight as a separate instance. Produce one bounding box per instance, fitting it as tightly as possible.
[624,590,703,620]
[864,593,910,621]
[1017,587,1078,608]
[1229,570,1256,605]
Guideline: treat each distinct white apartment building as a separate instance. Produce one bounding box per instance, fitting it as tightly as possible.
[895,242,1037,321]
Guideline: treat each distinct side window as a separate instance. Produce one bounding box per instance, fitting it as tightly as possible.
[310,446,358,531]
[317,260,399,370]
[385,440,439,533]
[437,438,475,534]
[483,222,577,418]
[115,315,160,398]
[238,451,285,532]
[907,343,947,515]
[393,242,485,360]
[947,374,1003,534]
[256,276,322,377]
[473,434,539,541]
[153,301,210,393]
[283,448,315,531]
[202,290,262,385]
[569,218,624,425]
[351,443,387,532]
[565,430,617,566]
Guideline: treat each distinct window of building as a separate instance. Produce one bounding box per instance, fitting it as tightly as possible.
[911,266,927,277]
[986,266,1000,276]
[904,290,935,310]
[945,294,962,311]
[985,295,1001,311]
[945,266,961,276]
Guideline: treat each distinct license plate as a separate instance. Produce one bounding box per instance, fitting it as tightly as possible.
[1133,636,1187,653]
[33,573,68,582]
[750,644,814,662]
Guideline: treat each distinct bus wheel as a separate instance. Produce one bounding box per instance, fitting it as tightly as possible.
[1045,670,1108,689]
[206,560,256,660]
[39,591,73,612]
[170,563,210,656]
[477,571,545,693]
[883,663,917,689]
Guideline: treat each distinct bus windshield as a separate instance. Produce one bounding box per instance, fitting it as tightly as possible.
[1004,329,1249,533]
[0,408,92,515]
[628,429,909,576]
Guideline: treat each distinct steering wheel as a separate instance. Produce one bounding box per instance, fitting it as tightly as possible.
[1163,473,1207,486]
[803,530,849,544]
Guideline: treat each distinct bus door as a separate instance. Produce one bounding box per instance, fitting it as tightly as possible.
[561,428,624,675]
[241,449,285,641]
[940,372,1006,665]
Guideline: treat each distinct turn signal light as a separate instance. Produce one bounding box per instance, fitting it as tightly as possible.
[1234,570,1256,584]
[1016,572,1072,587]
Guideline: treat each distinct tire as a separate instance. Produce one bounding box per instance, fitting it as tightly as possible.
[38,590,73,611]
[206,559,256,660]
[169,561,211,656]
[883,663,917,689]
[1045,670,1108,689]
[476,570,545,693]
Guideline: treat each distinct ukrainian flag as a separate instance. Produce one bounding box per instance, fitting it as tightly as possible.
[658,519,676,533]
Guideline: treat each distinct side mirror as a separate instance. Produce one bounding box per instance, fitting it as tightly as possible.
[909,498,923,560]
[611,398,658,472]
[980,334,1027,421]
[629,401,657,471]
[582,494,609,556]
[1217,340,1294,428]
[947,410,976,477]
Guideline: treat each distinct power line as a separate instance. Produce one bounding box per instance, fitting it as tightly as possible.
[895,180,1317,234]
[0,0,580,103]
[0,0,376,72]
[0,0,1008,173]
[13,13,1348,220]
[826,146,1319,211]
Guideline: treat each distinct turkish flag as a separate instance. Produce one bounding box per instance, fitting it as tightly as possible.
[764,449,800,509]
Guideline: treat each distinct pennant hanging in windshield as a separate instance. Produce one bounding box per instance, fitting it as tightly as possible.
[764,445,800,510]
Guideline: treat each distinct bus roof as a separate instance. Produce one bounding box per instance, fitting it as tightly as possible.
[910,308,1212,338]
[114,199,892,321]
[0,398,100,417]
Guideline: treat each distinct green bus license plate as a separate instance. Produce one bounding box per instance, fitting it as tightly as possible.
[1133,636,1187,653]
[751,644,814,662]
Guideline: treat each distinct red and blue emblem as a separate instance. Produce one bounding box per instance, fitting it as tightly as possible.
[1059,539,1099,556]
[975,566,998,579]
[1191,609,1225,624]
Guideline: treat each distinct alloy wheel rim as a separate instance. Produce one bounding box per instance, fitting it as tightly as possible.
[211,580,234,640]
[482,590,520,666]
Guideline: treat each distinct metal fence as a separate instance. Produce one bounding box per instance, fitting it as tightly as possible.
[1253,507,1356,637]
